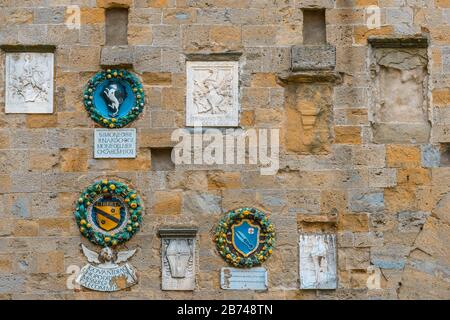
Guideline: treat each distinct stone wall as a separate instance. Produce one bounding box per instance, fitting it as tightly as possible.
[0,0,449,299]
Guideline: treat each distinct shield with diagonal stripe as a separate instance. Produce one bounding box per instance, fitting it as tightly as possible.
[93,197,123,231]
[232,219,260,257]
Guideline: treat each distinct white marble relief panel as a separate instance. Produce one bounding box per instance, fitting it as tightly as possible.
[299,234,337,289]
[5,52,54,113]
[186,61,239,127]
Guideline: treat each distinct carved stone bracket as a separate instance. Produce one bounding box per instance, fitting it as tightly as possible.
[185,52,243,61]
[100,45,133,68]
[158,228,198,238]
[277,71,343,85]
[291,45,336,71]
[0,45,56,53]
[368,36,429,48]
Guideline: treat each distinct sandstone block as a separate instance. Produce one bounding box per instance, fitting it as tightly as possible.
[334,126,362,144]
[13,220,39,237]
[421,144,441,168]
[386,145,421,168]
[291,45,336,71]
[368,168,397,188]
[349,190,384,212]
[0,276,25,294]
[36,251,64,273]
[372,123,431,144]
[207,171,241,190]
[133,46,162,72]
[371,245,410,270]
[60,148,88,172]
[100,46,133,66]
[182,191,222,215]
[338,248,370,270]
[34,7,66,24]
[397,211,429,233]
[163,8,197,24]
[242,25,277,46]
[152,25,180,47]
[397,168,431,186]
[153,191,182,215]
[128,25,152,46]
[338,213,369,232]
[80,8,105,24]
[148,0,169,7]
[142,72,172,86]
[97,0,133,7]
[139,129,176,148]
[384,187,417,212]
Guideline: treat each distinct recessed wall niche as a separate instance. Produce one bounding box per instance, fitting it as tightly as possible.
[151,148,175,171]
[369,38,430,144]
[105,8,129,46]
[302,9,327,45]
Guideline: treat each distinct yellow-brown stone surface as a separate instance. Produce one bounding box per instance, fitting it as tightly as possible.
[0,0,448,301]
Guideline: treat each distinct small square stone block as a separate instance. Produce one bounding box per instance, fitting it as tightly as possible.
[291,45,336,71]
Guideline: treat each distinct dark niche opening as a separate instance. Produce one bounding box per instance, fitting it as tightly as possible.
[105,8,129,46]
[302,9,327,45]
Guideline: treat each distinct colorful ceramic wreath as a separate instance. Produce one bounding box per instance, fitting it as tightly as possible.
[215,207,275,268]
[83,69,145,128]
[74,179,143,247]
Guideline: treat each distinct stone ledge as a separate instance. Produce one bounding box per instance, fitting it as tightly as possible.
[297,214,338,224]
[96,0,132,8]
[185,52,243,61]
[291,45,336,71]
[277,71,343,84]
[158,228,198,238]
[0,45,56,52]
[368,36,429,48]
[100,45,133,68]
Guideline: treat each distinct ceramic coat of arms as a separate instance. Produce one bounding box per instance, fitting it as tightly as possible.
[83,69,144,128]
[74,179,143,291]
[215,208,275,268]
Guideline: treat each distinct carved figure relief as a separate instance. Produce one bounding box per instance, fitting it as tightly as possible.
[299,234,337,289]
[6,52,54,113]
[186,61,239,127]
[76,244,138,292]
[193,69,233,115]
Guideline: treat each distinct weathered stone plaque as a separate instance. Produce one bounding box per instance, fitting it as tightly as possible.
[94,128,136,158]
[221,267,268,290]
[186,61,239,127]
[159,228,197,291]
[299,234,337,289]
[5,52,54,113]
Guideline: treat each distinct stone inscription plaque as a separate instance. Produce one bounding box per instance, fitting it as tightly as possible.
[220,267,268,290]
[299,234,337,289]
[76,264,137,292]
[5,52,54,113]
[186,61,239,127]
[94,128,136,158]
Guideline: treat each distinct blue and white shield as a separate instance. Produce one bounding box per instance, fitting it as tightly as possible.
[232,219,260,257]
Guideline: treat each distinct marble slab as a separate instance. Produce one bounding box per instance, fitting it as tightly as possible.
[186,61,239,127]
[5,52,54,113]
